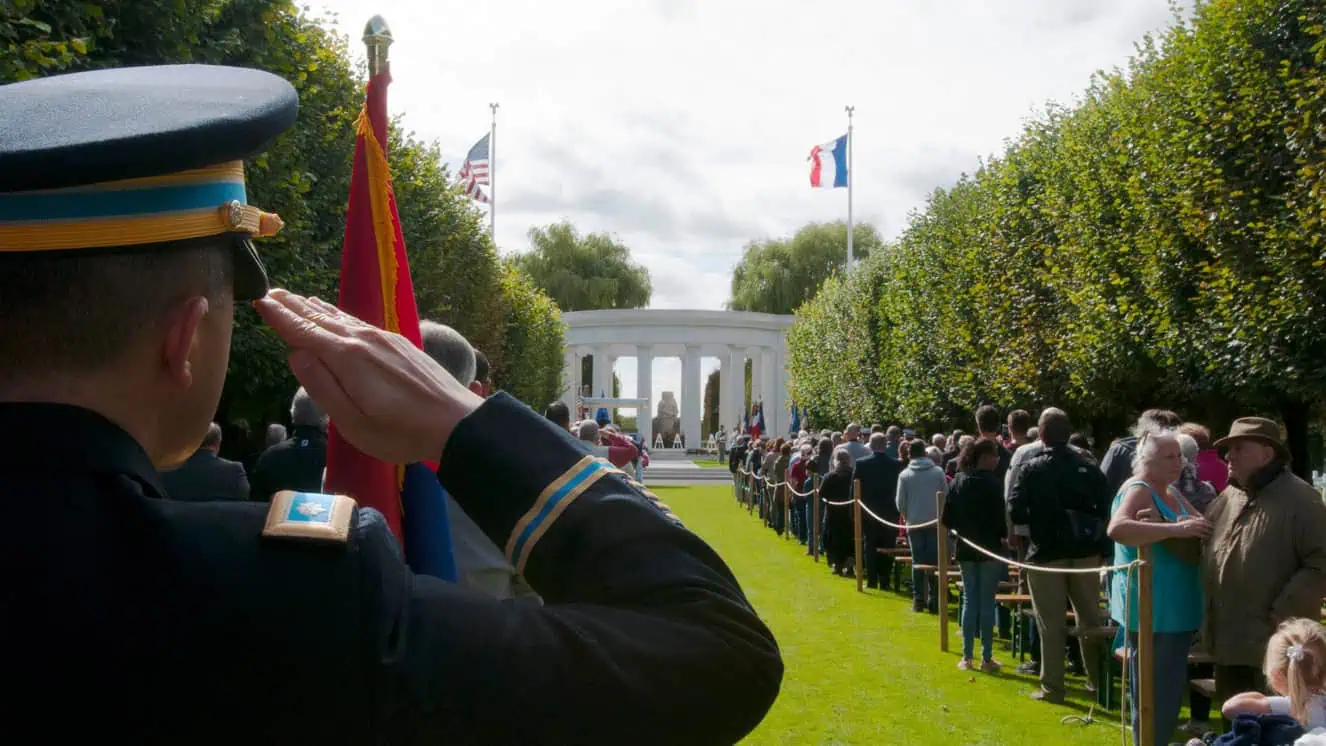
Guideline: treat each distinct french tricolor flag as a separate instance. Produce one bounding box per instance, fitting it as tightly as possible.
[808,134,849,188]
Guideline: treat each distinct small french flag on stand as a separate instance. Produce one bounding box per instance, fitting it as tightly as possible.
[808,134,849,188]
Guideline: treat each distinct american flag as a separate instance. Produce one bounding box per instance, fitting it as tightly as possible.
[457,133,490,204]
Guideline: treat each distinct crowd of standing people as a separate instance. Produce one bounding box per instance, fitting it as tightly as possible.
[727,404,1326,745]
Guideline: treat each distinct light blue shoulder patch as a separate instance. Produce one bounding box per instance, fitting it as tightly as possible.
[262,490,357,544]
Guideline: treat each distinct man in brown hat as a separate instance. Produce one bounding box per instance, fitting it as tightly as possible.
[1203,417,1326,712]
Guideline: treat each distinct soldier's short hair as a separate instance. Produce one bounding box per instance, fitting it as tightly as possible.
[0,236,233,383]
[201,422,223,450]
[290,387,327,429]
[419,320,476,386]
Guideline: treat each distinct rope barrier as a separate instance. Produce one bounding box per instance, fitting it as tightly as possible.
[856,500,939,530]
[949,533,1141,574]
[740,466,1138,574]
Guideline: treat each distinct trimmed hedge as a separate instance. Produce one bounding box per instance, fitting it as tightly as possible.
[788,0,1326,461]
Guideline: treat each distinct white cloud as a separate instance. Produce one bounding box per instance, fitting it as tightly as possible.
[319,0,1181,416]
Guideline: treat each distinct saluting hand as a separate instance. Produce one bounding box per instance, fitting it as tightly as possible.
[254,289,483,465]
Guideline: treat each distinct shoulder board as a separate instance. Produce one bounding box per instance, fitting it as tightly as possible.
[262,490,357,545]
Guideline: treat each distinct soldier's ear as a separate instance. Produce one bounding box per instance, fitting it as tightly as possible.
[468,380,484,397]
[159,296,210,390]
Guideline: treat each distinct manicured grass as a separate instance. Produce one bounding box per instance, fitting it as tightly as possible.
[691,458,729,468]
[653,485,1124,746]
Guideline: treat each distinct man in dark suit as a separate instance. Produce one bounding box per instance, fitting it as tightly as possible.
[248,387,328,502]
[855,433,903,590]
[159,422,250,501]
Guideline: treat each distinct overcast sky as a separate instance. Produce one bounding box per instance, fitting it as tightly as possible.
[321,0,1183,420]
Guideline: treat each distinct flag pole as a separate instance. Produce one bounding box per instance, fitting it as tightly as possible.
[488,102,499,238]
[845,105,855,267]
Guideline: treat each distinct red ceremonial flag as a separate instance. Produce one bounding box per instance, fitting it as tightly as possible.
[325,69,422,542]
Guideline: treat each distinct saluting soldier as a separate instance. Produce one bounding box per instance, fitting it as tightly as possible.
[0,65,781,744]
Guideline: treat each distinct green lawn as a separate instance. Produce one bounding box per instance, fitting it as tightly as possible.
[691,458,729,468]
[654,485,1124,746]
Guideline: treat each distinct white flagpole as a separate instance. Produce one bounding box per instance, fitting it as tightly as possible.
[489,102,499,238]
[845,105,855,266]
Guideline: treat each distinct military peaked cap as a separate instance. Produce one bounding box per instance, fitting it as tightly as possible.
[0,64,300,299]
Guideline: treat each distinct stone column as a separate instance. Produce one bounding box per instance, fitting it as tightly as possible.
[747,346,763,405]
[560,346,577,413]
[681,345,702,451]
[725,344,744,434]
[760,346,777,437]
[591,344,611,399]
[636,345,653,448]
[771,343,787,438]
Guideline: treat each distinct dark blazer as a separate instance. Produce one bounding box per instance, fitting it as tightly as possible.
[0,395,781,744]
[854,452,902,533]
[160,449,249,502]
[249,427,327,503]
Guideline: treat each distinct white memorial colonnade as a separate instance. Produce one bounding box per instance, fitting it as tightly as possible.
[559,309,796,451]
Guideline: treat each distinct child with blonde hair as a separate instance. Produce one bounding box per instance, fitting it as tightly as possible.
[1222,618,1326,730]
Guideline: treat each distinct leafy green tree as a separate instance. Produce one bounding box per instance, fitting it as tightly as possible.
[516,221,651,311]
[1,0,562,449]
[784,0,1326,471]
[493,262,565,407]
[729,221,883,314]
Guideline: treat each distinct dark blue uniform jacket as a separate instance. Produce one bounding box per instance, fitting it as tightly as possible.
[0,394,782,745]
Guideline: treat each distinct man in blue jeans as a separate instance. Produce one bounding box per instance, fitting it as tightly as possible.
[907,525,939,612]
[896,439,948,612]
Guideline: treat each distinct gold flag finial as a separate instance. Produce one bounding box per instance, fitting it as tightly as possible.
[363,15,393,76]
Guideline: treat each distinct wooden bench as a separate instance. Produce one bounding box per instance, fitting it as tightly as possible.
[890,556,913,590]
[1070,625,1120,709]
[875,547,909,556]
[953,581,1017,593]
[996,595,1033,659]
